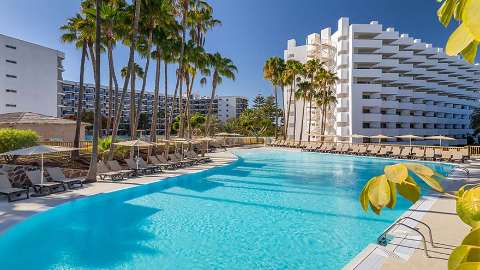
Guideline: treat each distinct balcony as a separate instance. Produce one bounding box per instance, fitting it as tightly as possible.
[352,39,382,49]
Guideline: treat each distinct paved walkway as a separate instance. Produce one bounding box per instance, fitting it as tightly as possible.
[0,151,237,234]
[345,160,479,270]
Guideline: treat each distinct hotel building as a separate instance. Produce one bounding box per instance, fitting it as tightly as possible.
[0,34,64,117]
[284,17,480,145]
[60,80,247,134]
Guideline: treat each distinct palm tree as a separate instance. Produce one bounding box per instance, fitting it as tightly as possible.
[315,69,338,139]
[205,53,237,136]
[302,59,324,142]
[60,14,90,160]
[470,108,480,135]
[295,81,312,143]
[263,57,285,139]
[86,0,102,182]
[283,59,303,140]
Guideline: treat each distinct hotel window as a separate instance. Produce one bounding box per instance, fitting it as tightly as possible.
[6,74,17,78]
[5,104,16,107]
[6,59,17,64]
[5,89,17,93]
[5,45,16,49]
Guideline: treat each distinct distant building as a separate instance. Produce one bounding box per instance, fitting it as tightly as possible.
[60,80,248,133]
[0,34,64,117]
[284,17,480,145]
[0,112,86,141]
[217,96,248,122]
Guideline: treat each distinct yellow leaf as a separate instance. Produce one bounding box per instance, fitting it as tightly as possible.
[448,245,480,270]
[398,176,421,203]
[438,0,456,27]
[369,201,381,215]
[368,175,391,209]
[452,262,480,270]
[359,178,373,212]
[387,181,397,209]
[461,41,479,64]
[463,0,480,39]
[417,174,445,193]
[457,188,480,228]
[384,164,408,184]
[462,226,480,245]
[446,23,475,56]
[404,163,435,176]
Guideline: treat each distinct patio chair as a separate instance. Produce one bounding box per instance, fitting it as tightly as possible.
[45,167,84,188]
[25,170,66,195]
[350,144,360,155]
[0,172,29,202]
[441,150,453,162]
[96,161,126,181]
[106,160,136,178]
[186,150,211,163]
[434,148,443,160]
[377,146,389,157]
[412,148,425,160]
[148,156,176,170]
[174,153,196,166]
[451,150,465,163]
[340,144,350,154]
[425,148,435,160]
[168,154,192,167]
[125,158,156,175]
[390,146,401,158]
[460,148,470,161]
[367,145,376,155]
[400,147,412,159]
[369,145,381,156]
[358,145,368,155]
[138,157,163,173]
[157,155,183,168]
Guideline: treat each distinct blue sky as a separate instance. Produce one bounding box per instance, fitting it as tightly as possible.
[0,0,463,102]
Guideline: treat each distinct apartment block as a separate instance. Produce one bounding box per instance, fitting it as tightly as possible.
[60,80,247,134]
[0,34,64,117]
[284,17,480,145]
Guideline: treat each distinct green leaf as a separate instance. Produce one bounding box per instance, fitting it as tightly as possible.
[448,245,480,270]
[438,0,457,27]
[384,164,408,184]
[462,227,480,245]
[461,41,479,64]
[367,175,391,209]
[387,181,397,209]
[398,176,421,203]
[417,174,445,193]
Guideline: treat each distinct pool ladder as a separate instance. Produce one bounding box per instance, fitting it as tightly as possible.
[377,217,436,258]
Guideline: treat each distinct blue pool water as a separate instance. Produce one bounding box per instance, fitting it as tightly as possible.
[0,149,453,269]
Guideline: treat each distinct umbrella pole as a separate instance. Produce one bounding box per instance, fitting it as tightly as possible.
[136,146,139,170]
[41,153,44,184]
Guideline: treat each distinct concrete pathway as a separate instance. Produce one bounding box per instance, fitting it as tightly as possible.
[0,150,237,234]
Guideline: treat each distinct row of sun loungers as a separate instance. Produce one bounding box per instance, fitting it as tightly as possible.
[271,140,469,163]
[0,151,212,202]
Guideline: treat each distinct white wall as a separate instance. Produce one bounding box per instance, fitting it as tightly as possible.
[0,34,63,117]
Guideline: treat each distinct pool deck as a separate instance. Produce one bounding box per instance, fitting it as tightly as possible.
[344,160,479,270]
[0,150,238,234]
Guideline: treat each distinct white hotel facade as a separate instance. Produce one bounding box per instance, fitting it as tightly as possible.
[284,17,480,145]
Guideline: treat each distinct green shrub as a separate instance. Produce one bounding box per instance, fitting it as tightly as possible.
[0,128,39,154]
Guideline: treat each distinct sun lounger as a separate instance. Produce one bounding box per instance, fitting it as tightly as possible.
[377,146,390,157]
[369,145,381,156]
[106,160,136,177]
[168,154,192,167]
[339,144,350,154]
[125,158,156,175]
[411,148,425,160]
[173,153,196,166]
[390,146,401,158]
[349,144,360,155]
[26,170,66,195]
[400,147,412,159]
[451,150,465,163]
[441,150,452,162]
[148,156,176,170]
[186,150,211,163]
[45,167,84,188]
[0,172,29,202]
[96,161,126,180]
[138,157,163,172]
[425,148,435,160]
[358,145,368,155]
[366,145,376,155]
[157,155,183,168]
[434,148,443,160]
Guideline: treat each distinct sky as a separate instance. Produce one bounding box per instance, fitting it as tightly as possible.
[0,0,465,103]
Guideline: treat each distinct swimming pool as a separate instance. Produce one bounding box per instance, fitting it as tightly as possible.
[0,149,453,269]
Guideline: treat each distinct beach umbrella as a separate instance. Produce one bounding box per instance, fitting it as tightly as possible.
[0,145,78,184]
[350,134,367,143]
[395,135,424,146]
[114,140,154,169]
[424,135,455,146]
[370,134,394,144]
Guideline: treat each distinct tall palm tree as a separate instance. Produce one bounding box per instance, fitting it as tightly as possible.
[60,14,90,160]
[109,0,142,160]
[295,81,312,143]
[303,59,324,142]
[283,59,303,140]
[86,0,102,182]
[121,63,144,138]
[205,53,237,136]
[315,69,338,139]
[263,57,285,139]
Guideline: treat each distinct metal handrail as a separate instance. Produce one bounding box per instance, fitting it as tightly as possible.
[377,216,435,258]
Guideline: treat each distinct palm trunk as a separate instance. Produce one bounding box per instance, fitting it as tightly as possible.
[168,70,181,138]
[186,72,196,139]
[205,73,217,136]
[176,1,188,139]
[136,30,153,132]
[285,81,294,140]
[308,99,312,142]
[87,42,96,75]
[108,0,140,160]
[106,43,113,136]
[274,85,278,139]
[150,48,161,143]
[178,73,184,138]
[280,84,285,139]
[299,97,305,143]
[72,41,87,160]
[164,61,168,140]
[107,43,119,137]
[86,0,102,182]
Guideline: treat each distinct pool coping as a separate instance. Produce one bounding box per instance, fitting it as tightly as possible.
[0,150,240,235]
